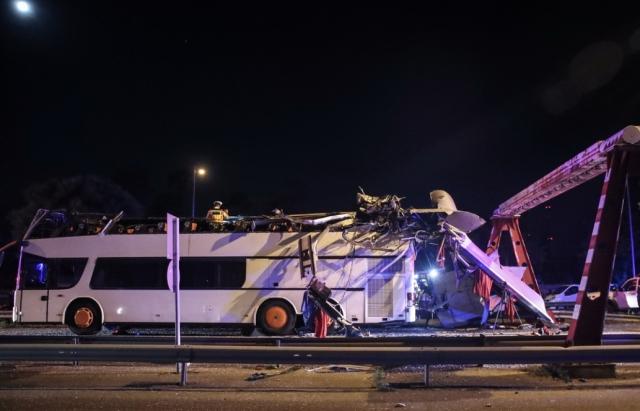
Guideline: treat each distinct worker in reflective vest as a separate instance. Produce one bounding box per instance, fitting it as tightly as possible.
[206,201,229,223]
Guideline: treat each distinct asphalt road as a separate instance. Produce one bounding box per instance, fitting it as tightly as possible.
[1,363,640,411]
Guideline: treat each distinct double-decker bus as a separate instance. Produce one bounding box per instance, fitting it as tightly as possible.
[12,211,416,335]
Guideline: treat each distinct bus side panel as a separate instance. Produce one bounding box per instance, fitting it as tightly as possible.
[393,273,407,322]
[16,289,48,322]
[246,258,307,290]
[95,290,174,323]
[47,288,67,323]
[192,289,305,324]
[178,290,301,324]
[343,290,365,323]
[316,258,364,289]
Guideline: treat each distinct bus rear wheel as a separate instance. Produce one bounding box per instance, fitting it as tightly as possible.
[257,300,296,335]
[67,300,102,335]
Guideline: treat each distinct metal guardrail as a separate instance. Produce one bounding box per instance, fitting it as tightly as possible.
[1,343,640,365]
[2,333,640,347]
[554,310,640,320]
[0,334,568,346]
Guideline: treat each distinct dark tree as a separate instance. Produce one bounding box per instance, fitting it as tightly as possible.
[7,175,144,239]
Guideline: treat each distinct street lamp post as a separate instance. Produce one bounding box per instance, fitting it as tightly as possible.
[192,167,206,218]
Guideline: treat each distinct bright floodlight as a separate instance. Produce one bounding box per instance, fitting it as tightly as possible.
[15,1,31,14]
[196,168,206,176]
[428,268,439,279]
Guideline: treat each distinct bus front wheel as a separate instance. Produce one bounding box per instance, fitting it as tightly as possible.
[66,300,102,335]
[257,300,296,335]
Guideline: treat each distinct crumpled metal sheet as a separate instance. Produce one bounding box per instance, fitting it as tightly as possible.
[449,226,554,324]
[431,270,485,328]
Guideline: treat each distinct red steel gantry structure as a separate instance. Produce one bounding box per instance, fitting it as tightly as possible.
[487,125,640,345]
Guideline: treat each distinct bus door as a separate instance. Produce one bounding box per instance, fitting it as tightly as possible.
[17,253,49,322]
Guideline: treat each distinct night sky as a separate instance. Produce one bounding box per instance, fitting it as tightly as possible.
[2,3,640,283]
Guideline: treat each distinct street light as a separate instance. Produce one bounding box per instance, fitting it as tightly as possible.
[14,1,32,15]
[192,167,206,218]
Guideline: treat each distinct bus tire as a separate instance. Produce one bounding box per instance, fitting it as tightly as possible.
[66,299,102,335]
[256,299,296,335]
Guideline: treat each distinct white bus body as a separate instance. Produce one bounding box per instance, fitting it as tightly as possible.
[14,231,415,334]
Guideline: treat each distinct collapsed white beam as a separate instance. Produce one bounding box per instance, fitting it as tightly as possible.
[448,226,554,324]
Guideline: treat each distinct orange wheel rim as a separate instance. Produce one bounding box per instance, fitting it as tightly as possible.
[264,306,287,329]
[74,307,94,328]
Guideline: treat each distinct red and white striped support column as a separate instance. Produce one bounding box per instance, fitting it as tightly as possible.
[566,148,629,346]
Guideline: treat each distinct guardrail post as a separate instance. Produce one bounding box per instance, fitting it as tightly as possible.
[72,337,79,366]
[179,362,188,386]
[423,364,430,387]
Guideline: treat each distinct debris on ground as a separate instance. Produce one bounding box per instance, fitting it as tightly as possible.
[245,365,302,381]
[306,365,374,373]
[246,372,267,381]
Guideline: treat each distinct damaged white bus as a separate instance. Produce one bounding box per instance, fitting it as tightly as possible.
[13,208,416,335]
[11,190,553,335]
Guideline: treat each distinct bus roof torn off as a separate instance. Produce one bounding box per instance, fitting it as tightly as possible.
[8,188,553,335]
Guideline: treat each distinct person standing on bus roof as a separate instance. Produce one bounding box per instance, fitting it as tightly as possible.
[206,201,229,223]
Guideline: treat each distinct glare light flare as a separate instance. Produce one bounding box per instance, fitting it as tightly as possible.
[15,1,32,14]
[196,168,206,176]
[428,268,439,279]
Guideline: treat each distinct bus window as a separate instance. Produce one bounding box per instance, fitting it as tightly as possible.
[20,254,87,290]
[49,259,87,289]
[180,258,245,289]
[20,254,48,290]
[90,258,168,290]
